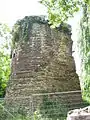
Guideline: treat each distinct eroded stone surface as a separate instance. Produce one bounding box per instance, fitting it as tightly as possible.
[5,16,82,114]
[67,106,90,120]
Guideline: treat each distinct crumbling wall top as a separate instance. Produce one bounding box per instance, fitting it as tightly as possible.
[12,15,71,47]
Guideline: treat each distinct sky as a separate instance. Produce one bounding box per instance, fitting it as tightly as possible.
[0,0,82,74]
[0,0,81,26]
[0,0,47,26]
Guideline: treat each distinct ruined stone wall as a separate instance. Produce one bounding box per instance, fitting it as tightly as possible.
[5,16,82,114]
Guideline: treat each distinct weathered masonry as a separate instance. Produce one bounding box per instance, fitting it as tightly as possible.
[5,16,85,116]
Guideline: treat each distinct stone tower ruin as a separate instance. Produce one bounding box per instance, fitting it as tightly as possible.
[5,16,84,117]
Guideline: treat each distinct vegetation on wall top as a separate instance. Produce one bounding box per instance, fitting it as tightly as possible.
[12,15,72,47]
[12,16,48,45]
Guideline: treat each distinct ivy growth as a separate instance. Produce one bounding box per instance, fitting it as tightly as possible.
[12,15,72,48]
[77,4,90,101]
[12,16,47,46]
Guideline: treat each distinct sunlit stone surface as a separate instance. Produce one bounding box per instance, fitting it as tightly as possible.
[5,16,84,116]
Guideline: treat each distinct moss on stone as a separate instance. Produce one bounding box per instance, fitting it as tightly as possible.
[12,16,48,45]
[12,16,71,47]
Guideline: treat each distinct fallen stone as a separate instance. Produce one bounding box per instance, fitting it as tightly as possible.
[67,106,90,120]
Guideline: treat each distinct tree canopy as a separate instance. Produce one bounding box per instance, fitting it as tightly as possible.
[40,0,90,102]
[40,0,90,27]
[0,24,11,97]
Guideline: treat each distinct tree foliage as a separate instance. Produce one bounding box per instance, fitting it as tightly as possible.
[40,0,90,101]
[0,24,11,97]
[40,0,90,27]
[77,4,90,102]
[12,16,47,47]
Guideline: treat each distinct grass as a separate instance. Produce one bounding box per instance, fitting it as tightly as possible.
[0,97,67,120]
[0,104,66,120]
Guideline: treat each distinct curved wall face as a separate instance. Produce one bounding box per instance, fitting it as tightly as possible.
[6,16,81,98]
[5,17,83,114]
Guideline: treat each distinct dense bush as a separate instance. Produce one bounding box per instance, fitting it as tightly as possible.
[0,24,11,97]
